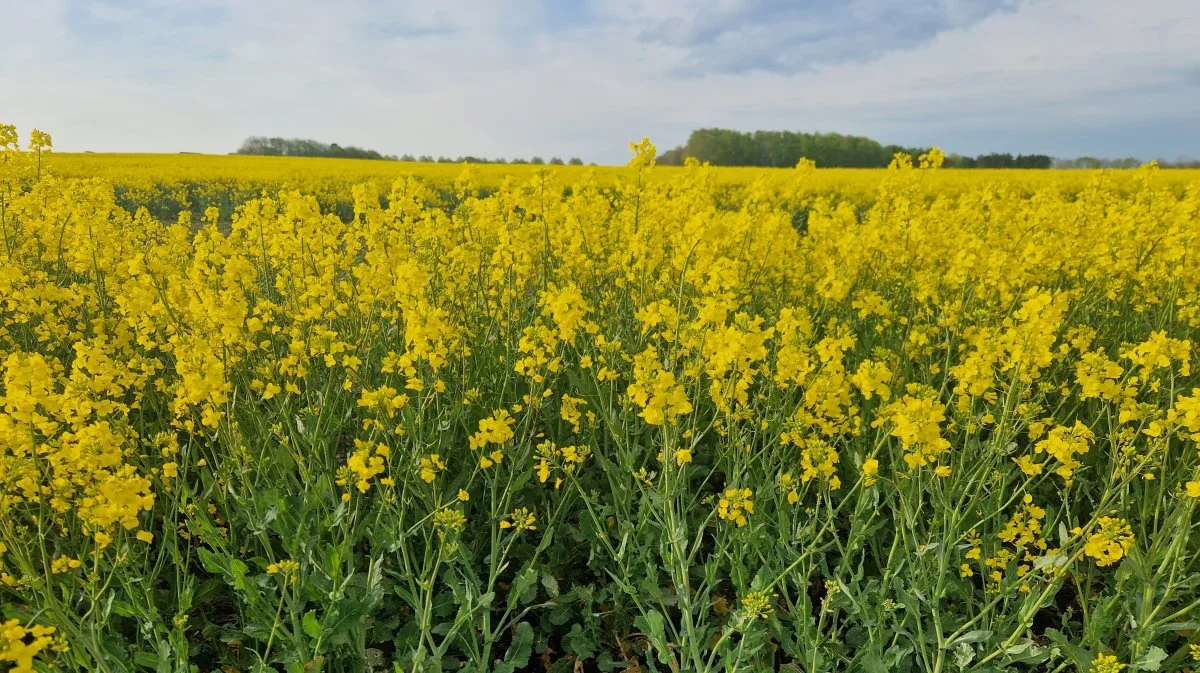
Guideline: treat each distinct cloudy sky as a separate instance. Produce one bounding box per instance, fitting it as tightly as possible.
[2,0,1198,163]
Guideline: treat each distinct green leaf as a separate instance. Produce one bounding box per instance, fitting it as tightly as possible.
[565,623,596,660]
[1044,628,1093,671]
[192,579,225,607]
[509,566,539,610]
[111,600,137,619]
[1130,646,1167,671]
[500,621,534,671]
[133,650,162,669]
[858,650,889,673]
[953,642,975,669]
[596,652,629,672]
[1155,621,1200,634]
[101,635,134,669]
[229,558,248,590]
[323,598,373,647]
[548,602,574,626]
[633,610,671,664]
[1002,640,1051,665]
[541,571,560,597]
[365,556,386,603]
[948,630,992,647]
[196,548,224,575]
[883,644,914,672]
[302,610,322,640]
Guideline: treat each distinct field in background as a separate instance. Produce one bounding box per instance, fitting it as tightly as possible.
[53,152,1200,221]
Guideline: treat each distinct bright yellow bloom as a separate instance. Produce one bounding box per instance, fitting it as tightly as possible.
[739,591,774,620]
[717,488,754,527]
[0,619,57,673]
[419,454,446,483]
[499,508,537,533]
[862,458,880,486]
[627,137,657,169]
[1089,653,1125,673]
[1083,517,1135,567]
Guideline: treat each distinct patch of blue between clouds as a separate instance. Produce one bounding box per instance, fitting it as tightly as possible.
[639,0,1018,75]
[63,0,228,42]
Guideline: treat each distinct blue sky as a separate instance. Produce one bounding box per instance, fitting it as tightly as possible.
[2,0,1198,163]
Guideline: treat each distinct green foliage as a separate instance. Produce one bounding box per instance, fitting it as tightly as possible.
[657,128,930,167]
[658,128,1060,169]
[235,136,397,161]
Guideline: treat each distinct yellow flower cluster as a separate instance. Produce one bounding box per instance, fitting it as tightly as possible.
[717,488,754,527]
[419,454,447,483]
[534,440,590,488]
[433,508,467,536]
[1026,421,1095,484]
[338,440,391,494]
[628,348,693,426]
[499,507,537,533]
[1081,517,1136,567]
[0,619,57,673]
[873,385,951,470]
[798,437,841,489]
[1090,653,1126,673]
[739,590,775,620]
[469,409,515,468]
[266,559,300,578]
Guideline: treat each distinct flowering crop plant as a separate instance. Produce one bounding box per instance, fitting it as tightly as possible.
[1,125,1199,673]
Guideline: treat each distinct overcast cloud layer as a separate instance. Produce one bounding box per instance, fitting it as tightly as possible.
[2,0,1198,163]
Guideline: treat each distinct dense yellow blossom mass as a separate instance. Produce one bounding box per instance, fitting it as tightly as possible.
[1,125,1198,672]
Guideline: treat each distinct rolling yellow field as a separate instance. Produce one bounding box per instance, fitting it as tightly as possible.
[4,133,1200,672]
[51,152,1200,220]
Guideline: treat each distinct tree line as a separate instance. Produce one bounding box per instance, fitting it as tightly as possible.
[945,153,1054,169]
[655,128,1053,168]
[235,137,398,161]
[1050,156,1200,169]
[234,137,587,165]
[235,132,1194,169]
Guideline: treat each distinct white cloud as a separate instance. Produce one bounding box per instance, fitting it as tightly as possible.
[1,0,1197,162]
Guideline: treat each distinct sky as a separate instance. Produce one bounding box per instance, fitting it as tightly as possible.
[2,0,1199,164]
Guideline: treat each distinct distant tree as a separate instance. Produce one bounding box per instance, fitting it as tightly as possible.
[1015,154,1052,169]
[942,153,977,168]
[1159,158,1200,168]
[1054,156,1143,169]
[235,136,393,160]
[660,128,927,168]
[549,157,565,165]
[656,128,1065,169]
[530,156,545,165]
[418,155,434,163]
[568,157,583,165]
[656,146,687,166]
[975,153,1015,168]
[400,154,416,162]
[511,158,528,164]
